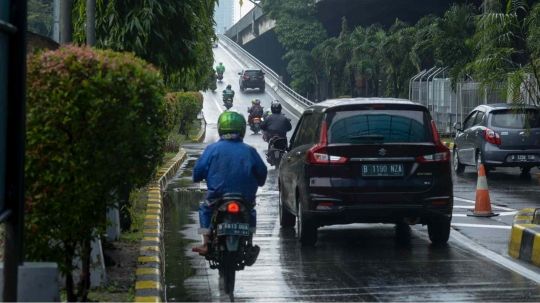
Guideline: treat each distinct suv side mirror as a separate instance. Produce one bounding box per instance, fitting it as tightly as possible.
[453,122,462,131]
[238,72,242,75]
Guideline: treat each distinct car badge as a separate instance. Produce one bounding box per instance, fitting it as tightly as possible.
[379,148,387,156]
[519,131,526,136]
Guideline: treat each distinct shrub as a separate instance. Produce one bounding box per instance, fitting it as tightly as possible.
[187,91,204,104]
[25,45,168,301]
[167,91,203,138]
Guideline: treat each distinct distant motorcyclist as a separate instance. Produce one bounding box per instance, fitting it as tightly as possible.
[222,84,235,105]
[248,99,264,125]
[192,110,267,256]
[216,62,225,74]
[260,101,292,143]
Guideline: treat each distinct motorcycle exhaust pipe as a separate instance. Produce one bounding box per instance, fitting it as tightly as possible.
[403,217,421,225]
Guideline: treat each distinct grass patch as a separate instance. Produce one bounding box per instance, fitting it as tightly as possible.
[164,120,201,153]
[120,189,148,243]
[87,279,136,302]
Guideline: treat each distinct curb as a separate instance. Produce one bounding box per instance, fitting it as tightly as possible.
[443,142,454,149]
[134,149,188,302]
[509,208,540,266]
[192,116,207,143]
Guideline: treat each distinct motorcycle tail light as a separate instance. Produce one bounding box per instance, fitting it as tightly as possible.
[227,202,240,214]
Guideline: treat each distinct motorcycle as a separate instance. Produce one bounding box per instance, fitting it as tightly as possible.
[248,106,264,134]
[250,117,262,134]
[217,72,224,82]
[224,97,233,110]
[266,136,288,169]
[205,193,260,302]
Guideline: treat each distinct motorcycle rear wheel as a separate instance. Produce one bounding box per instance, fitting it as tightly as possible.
[222,251,236,296]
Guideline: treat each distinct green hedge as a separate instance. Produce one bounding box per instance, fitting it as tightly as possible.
[166,91,203,137]
[24,45,168,301]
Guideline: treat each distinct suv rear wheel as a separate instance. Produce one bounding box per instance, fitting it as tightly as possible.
[427,217,451,245]
[453,147,465,173]
[297,200,317,246]
[279,185,295,228]
[520,167,531,174]
[260,86,265,92]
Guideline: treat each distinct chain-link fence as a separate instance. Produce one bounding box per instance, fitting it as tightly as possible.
[410,68,507,135]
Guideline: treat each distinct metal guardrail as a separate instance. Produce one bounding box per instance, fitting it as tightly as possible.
[217,34,314,110]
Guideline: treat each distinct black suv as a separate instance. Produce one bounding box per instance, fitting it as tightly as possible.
[278,98,453,246]
[238,69,265,92]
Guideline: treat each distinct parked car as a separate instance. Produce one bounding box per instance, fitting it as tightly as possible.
[238,69,265,92]
[453,104,540,175]
[278,98,453,246]
[212,40,218,48]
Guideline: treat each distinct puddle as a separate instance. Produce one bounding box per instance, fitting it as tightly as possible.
[163,189,206,302]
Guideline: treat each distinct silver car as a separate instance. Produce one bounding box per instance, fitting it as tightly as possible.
[453,103,540,175]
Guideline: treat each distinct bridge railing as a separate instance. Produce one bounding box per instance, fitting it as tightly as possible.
[217,34,314,112]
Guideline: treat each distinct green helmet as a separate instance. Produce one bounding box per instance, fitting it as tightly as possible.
[217,110,246,137]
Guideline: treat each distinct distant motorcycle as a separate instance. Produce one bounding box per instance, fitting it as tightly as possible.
[266,136,288,169]
[248,106,264,134]
[217,72,224,82]
[205,193,260,302]
[224,97,233,110]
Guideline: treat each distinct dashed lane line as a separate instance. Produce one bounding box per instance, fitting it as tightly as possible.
[455,197,516,211]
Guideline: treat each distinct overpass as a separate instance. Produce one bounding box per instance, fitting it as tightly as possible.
[225,0,484,86]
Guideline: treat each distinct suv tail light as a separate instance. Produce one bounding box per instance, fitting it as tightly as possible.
[485,128,501,145]
[242,76,249,79]
[416,121,450,163]
[306,122,349,164]
[227,202,240,214]
[258,75,264,79]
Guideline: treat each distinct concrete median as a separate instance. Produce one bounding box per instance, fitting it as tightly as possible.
[508,208,540,266]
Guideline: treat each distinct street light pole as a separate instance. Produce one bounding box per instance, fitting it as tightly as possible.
[52,0,60,42]
[86,0,96,46]
[60,0,72,44]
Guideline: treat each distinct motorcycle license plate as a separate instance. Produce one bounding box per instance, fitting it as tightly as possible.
[274,151,280,158]
[217,223,250,236]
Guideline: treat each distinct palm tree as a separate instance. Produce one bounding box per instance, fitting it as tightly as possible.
[381,20,416,98]
[434,3,478,90]
[468,0,540,113]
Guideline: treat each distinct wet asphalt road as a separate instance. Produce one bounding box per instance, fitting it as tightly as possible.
[162,44,540,302]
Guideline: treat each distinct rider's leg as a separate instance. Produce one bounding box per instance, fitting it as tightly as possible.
[193,201,213,255]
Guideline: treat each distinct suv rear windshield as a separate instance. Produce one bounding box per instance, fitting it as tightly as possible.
[244,70,263,77]
[326,109,432,143]
[490,109,540,129]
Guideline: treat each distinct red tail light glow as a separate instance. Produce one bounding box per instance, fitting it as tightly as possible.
[258,76,265,79]
[485,128,501,145]
[227,202,240,214]
[416,121,450,163]
[242,76,250,79]
[306,122,349,164]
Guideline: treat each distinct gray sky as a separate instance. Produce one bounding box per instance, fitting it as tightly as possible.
[234,0,255,23]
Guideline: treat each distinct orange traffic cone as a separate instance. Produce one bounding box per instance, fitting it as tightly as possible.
[467,164,499,217]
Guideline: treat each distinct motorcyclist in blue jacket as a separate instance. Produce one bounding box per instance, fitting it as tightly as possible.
[222,84,235,105]
[192,110,267,256]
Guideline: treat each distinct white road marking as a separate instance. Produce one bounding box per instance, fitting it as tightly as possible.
[451,229,540,284]
[451,223,511,229]
[218,41,300,120]
[453,211,517,217]
[455,197,516,211]
[209,92,224,114]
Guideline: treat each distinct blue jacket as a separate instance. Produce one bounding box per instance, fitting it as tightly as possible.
[193,139,267,205]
